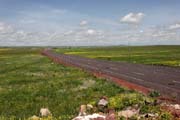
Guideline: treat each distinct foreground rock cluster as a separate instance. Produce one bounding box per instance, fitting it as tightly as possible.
[72,96,180,120]
[29,96,180,120]
[72,96,115,120]
[161,103,180,118]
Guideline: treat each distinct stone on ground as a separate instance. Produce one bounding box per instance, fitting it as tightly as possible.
[40,108,51,117]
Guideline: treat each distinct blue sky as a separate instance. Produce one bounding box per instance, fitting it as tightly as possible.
[0,0,180,46]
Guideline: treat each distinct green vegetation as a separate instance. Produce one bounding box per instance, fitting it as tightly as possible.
[149,90,161,98]
[0,47,174,120]
[109,93,145,110]
[55,45,180,67]
[0,48,134,119]
[160,112,173,120]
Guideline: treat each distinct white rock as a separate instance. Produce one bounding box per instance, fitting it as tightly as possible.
[79,105,87,116]
[87,104,93,110]
[174,104,180,110]
[167,104,180,110]
[40,108,51,117]
[98,99,108,106]
[72,113,105,120]
[118,109,139,118]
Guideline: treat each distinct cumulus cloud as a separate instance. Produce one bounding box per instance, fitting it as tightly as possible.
[80,20,88,26]
[169,23,180,30]
[0,21,106,46]
[120,12,145,24]
[0,19,179,46]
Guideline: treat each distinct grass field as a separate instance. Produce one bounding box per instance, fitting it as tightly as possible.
[0,47,173,120]
[55,45,180,67]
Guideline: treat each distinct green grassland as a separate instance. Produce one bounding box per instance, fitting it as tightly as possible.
[0,47,173,120]
[55,45,180,67]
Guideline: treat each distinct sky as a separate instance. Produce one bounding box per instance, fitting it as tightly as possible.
[0,0,180,46]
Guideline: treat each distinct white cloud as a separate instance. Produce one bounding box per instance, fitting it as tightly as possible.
[169,23,180,30]
[0,22,14,33]
[86,29,96,35]
[63,30,74,36]
[0,19,180,46]
[120,12,145,24]
[80,20,88,26]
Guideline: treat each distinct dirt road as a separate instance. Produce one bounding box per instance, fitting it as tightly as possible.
[42,49,180,101]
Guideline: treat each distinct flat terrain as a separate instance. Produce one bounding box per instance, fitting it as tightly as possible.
[0,47,176,119]
[55,45,180,67]
[43,49,180,100]
[0,48,128,119]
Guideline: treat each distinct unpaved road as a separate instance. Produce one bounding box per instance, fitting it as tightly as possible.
[42,49,180,100]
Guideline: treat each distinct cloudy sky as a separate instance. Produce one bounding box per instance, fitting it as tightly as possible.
[0,0,180,46]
